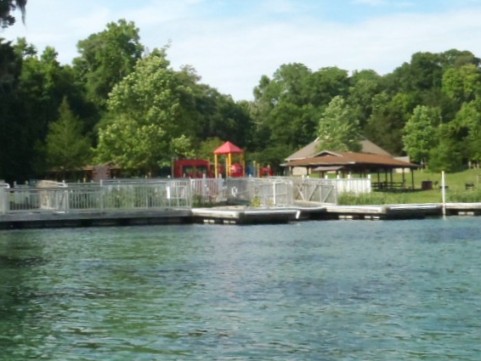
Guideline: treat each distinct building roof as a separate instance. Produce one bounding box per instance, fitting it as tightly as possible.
[285,151,418,170]
[285,138,391,161]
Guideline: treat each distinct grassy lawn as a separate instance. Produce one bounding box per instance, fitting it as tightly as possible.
[338,168,481,205]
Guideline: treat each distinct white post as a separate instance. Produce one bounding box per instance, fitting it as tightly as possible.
[272,181,276,206]
[441,171,446,217]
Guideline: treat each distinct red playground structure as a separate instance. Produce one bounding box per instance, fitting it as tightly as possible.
[173,159,213,178]
[173,141,247,178]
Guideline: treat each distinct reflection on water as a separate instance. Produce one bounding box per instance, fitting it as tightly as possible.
[1,219,481,360]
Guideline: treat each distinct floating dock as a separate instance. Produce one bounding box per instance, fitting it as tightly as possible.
[192,207,300,224]
[2,203,481,229]
[323,204,442,220]
[445,203,481,216]
[0,209,192,229]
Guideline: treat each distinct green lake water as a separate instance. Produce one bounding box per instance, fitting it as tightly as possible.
[1,219,481,360]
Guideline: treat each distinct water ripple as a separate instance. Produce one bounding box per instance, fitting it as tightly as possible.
[1,220,481,360]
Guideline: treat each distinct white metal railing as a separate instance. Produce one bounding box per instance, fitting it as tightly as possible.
[189,177,296,207]
[1,179,192,214]
[0,176,371,215]
[223,177,294,207]
[190,178,225,205]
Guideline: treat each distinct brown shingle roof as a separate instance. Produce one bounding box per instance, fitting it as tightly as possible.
[285,138,391,161]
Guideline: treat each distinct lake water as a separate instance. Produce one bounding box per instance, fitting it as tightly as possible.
[1,218,481,360]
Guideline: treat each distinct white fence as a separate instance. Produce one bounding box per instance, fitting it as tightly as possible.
[293,178,338,204]
[1,179,192,214]
[329,177,371,195]
[189,177,295,207]
[0,176,372,215]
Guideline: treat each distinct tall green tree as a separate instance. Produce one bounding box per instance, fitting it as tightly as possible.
[96,49,198,173]
[73,19,144,109]
[317,96,361,152]
[348,69,382,128]
[44,98,92,176]
[450,99,481,165]
[429,123,464,172]
[0,38,22,182]
[402,105,440,165]
[252,63,317,152]
[365,92,415,155]
[15,44,87,175]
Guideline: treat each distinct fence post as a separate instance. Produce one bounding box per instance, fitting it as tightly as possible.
[62,181,69,213]
[100,179,104,210]
[0,184,7,214]
[272,181,276,206]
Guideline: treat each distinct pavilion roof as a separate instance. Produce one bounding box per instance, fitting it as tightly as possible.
[285,151,418,169]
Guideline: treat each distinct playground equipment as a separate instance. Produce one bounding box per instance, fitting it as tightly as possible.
[214,141,245,178]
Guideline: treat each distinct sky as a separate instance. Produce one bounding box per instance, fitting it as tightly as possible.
[3,0,481,101]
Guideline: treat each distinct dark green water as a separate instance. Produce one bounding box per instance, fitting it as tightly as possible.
[1,219,481,360]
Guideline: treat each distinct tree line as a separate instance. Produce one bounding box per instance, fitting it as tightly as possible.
[1,17,481,182]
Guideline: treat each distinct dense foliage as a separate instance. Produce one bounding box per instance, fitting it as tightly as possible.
[2,17,481,182]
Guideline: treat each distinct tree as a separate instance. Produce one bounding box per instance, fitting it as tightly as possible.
[402,105,440,165]
[451,99,481,165]
[44,98,92,176]
[0,0,26,28]
[95,49,198,173]
[440,49,480,69]
[365,92,415,155]
[309,66,350,106]
[251,63,317,152]
[73,19,144,109]
[442,64,481,103]
[348,69,382,128]
[317,96,361,152]
[0,38,22,182]
[251,63,342,161]
[189,84,252,148]
[14,43,90,175]
[428,123,464,172]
